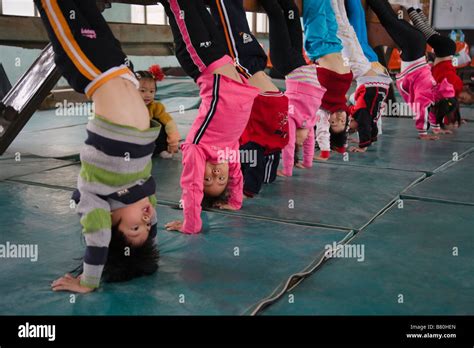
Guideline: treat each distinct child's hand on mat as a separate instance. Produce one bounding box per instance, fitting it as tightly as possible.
[167,133,180,154]
[277,170,289,177]
[51,274,94,293]
[295,162,306,169]
[419,134,439,141]
[349,146,367,153]
[213,203,238,211]
[165,220,183,231]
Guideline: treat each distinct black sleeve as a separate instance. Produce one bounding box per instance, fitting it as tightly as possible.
[207,0,268,76]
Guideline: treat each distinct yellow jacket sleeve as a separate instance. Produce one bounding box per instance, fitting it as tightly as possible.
[149,102,173,125]
[148,102,180,144]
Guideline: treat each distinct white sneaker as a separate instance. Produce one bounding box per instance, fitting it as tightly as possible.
[159,151,173,159]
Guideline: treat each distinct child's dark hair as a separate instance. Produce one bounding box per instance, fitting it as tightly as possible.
[135,70,155,81]
[135,64,165,83]
[329,110,349,150]
[73,223,159,283]
[330,127,348,149]
[102,223,159,283]
[201,190,229,210]
[433,97,459,128]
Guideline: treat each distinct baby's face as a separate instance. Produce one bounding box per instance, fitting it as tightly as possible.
[329,111,347,133]
[111,197,155,246]
[296,128,309,146]
[203,162,229,197]
[138,79,156,105]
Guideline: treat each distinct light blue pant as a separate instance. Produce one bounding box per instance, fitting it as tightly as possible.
[345,0,379,62]
[303,0,343,61]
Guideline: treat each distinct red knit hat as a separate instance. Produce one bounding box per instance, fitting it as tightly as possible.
[317,67,353,113]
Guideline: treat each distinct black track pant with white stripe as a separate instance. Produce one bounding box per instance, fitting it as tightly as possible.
[34,0,132,98]
[207,0,268,78]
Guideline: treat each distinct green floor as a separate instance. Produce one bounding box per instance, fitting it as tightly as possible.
[0,83,473,315]
[263,200,474,315]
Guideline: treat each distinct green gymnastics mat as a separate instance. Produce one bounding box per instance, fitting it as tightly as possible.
[156,77,200,99]
[18,109,89,133]
[160,96,201,113]
[321,131,473,173]
[402,154,474,206]
[381,116,474,144]
[460,106,474,121]
[262,200,474,315]
[223,164,423,230]
[0,156,73,181]
[0,182,350,315]
[7,108,197,158]
[12,158,425,231]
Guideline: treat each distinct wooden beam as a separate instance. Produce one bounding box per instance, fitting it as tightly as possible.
[0,15,174,56]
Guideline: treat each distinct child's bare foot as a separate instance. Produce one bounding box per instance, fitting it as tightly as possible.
[433,128,453,135]
[349,146,367,153]
[419,134,439,141]
[295,162,305,169]
[277,170,289,177]
[314,155,329,161]
[213,202,238,211]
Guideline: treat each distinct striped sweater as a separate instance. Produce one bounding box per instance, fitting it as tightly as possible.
[76,115,160,289]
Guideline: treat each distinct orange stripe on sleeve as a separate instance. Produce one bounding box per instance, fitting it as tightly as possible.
[215,0,236,59]
[85,67,132,98]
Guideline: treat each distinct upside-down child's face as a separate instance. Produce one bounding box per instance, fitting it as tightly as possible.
[111,197,156,246]
[138,79,156,106]
[296,128,310,146]
[329,111,347,133]
[204,162,229,197]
